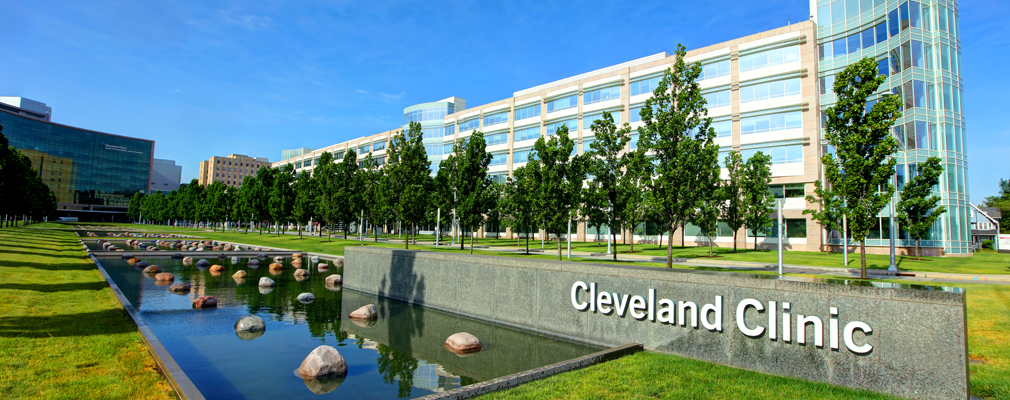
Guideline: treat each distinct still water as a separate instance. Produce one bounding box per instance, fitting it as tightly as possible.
[98,255,601,399]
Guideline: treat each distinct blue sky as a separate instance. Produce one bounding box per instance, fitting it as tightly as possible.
[2,0,1006,201]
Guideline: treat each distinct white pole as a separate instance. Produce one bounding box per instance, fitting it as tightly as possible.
[888,195,897,272]
[843,213,848,266]
[436,208,441,248]
[777,198,784,275]
[567,218,572,259]
[359,210,363,241]
[606,223,612,255]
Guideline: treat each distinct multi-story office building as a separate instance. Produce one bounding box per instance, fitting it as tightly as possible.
[277,1,967,255]
[198,154,271,187]
[150,158,182,193]
[0,107,153,219]
[0,97,52,122]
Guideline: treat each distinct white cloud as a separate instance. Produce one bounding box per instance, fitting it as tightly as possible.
[222,9,272,30]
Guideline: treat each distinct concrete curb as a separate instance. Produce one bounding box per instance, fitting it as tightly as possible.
[76,239,205,400]
[415,343,643,400]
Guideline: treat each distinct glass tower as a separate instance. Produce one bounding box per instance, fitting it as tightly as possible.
[401,97,466,173]
[0,109,153,208]
[814,0,967,254]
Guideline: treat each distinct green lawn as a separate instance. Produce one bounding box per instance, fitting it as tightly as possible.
[0,227,174,399]
[478,351,901,400]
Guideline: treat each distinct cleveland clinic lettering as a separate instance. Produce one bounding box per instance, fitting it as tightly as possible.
[570,281,873,354]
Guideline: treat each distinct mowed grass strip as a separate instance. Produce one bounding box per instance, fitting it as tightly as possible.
[0,228,174,399]
[476,351,900,400]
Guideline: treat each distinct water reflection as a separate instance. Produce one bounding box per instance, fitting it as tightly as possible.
[97,255,600,400]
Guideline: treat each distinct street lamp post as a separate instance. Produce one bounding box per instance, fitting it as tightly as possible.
[777,198,784,275]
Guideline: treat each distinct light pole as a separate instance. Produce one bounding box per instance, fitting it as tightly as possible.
[777,198,784,275]
[888,176,898,272]
[843,213,848,266]
[567,218,572,259]
[435,208,441,248]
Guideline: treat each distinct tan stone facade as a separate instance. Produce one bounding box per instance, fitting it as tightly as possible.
[198,154,271,188]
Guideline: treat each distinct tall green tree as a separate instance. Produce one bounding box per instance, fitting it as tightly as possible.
[897,157,946,260]
[582,179,608,246]
[334,150,359,239]
[355,152,382,241]
[235,175,258,233]
[693,198,722,257]
[269,164,295,236]
[313,152,338,240]
[451,131,493,253]
[253,167,275,234]
[292,170,316,238]
[502,166,538,254]
[128,192,145,222]
[527,125,586,260]
[804,180,846,256]
[823,56,903,278]
[742,152,774,250]
[720,152,747,252]
[587,111,632,260]
[619,144,654,252]
[383,122,431,249]
[203,181,229,231]
[638,44,721,268]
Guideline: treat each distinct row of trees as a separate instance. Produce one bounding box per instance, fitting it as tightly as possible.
[0,124,57,226]
[983,179,1010,233]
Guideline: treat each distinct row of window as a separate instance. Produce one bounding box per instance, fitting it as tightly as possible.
[546,119,577,135]
[740,46,800,72]
[584,86,622,105]
[490,153,507,167]
[484,111,508,127]
[740,111,803,135]
[547,94,578,113]
[485,131,508,146]
[404,108,448,124]
[583,111,622,130]
[461,118,480,133]
[515,103,540,120]
[741,144,804,165]
[739,78,802,103]
[819,22,886,61]
[699,60,731,80]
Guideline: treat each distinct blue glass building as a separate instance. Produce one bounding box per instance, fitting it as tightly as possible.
[814,0,968,254]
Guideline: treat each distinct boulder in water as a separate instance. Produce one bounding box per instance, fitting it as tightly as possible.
[297,292,315,304]
[142,265,161,274]
[445,332,482,354]
[298,345,347,378]
[168,282,191,293]
[258,277,276,287]
[192,296,218,309]
[154,273,174,282]
[349,304,377,320]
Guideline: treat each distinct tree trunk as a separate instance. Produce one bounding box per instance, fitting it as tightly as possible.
[557,235,562,260]
[915,238,920,261]
[708,234,714,257]
[612,227,618,261]
[732,231,738,252]
[824,227,830,255]
[327,226,332,242]
[666,224,674,268]
[298,225,302,238]
[525,235,529,255]
[470,233,474,254]
[859,242,867,279]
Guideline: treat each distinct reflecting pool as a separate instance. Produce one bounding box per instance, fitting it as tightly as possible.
[98,255,601,399]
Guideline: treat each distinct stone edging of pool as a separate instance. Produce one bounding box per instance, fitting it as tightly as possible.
[78,239,206,400]
[415,343,644,400]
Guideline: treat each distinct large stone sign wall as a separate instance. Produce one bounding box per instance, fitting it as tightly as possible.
[343,247,968,400]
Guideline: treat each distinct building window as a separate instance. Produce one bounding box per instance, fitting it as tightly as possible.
[372,141,386,151]
[461,118,480,133]
[702,89,731,108]
[514,125,541,142]
[713,120,732,138]
[741,143,803,164]
[740,78,802,103]
[513,148,533,164]
[583,111,622,130]
[515,104,541,120]
[740,46,800,72]
[769,183,805,198]
[490,153,507,167]
[486,131,508,146]
[740,111,802,135]
[699,60,731,80]
[630,75,662,97]
[545,119,577,135]
[546,94,578,113]
[583,86,621,105]
[483,111,509,127]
